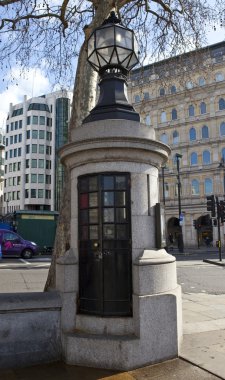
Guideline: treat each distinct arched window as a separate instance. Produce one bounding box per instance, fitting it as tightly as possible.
[220,122,225,136]
[165,183,169,198]
[145,114,151,125]
[215,72,224,82]
[159,88,165,96]
[190,152,198,165]
[171,108,177,120]
[186,81,193,89]
[222,148,225,160]
[161,111,167,123]
[188,105,195,117]
[202,125,209,139]
[204,178,213,194]
[170,85,176,94]
[203,150,211,165]
[189,127,196,141]
[144,92,150,101]
[200,102,207,114]
[198,77,206,86]
[173,131,179,144]
[192,179,200,195]
[160,133,168,144]
[134,94,140,103]
[219,98,225,110]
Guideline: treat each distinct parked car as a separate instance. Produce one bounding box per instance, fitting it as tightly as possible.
[0,229,39,259]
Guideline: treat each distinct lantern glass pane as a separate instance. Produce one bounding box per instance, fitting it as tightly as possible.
[121,54,132,68]
[110,50,119,64]
[127,52,139,69]
[117,47,131,63]
[115,26,132,49]
[97,53,108,66]
[88,51,99,68]
[96,26,114,48]
[98,47,114,62]
[88,34,95,56]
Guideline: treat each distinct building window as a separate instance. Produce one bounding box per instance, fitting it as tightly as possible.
[45,190,51,199]
[205,178,213,194]
[160,111,167,123]
[47,132,52,141]
[15,121,18,130]
[47,118,52,127]
[186,81,193,89]
[145,114,151,125]
[160,133,168,144]
[31,189,36,198]
[190,152,198,165]
[170,85,176,94]
[143,92,150,101]
[6,125,9,133]
[202,150,211,165]
[219,98,225,110]
[31,174,37,183]
[39,145,45,154]
[18,162,21,170]
[32,116,38,124]
[188,105,195,117]
[13,163,16,171]
[38,159,44,168]
[173,131,179,144]
[164,183,169,197]
[189,127,196,141]
[192,179,200,195]
[198,77,206,86]
[10,136,13,144]
[32,144,37,154]
[26,130,30,139]
[26,159,29,168]
[17,191,20,200]
[18,148,21,157]
[159,88,165,96]
[222,147,225,160]
[171,108,177,120]
[26,145,30,154]
[46,160,51,169]
[200,102,206,114]
[46,175,51,184]
[202,125,209,139]
[18,134,22,142]
[27,116,31,125]
[32,130,38,139]
[10,122,14,131]
[38,174,44,183]
[215,72,224,82]
[220,122,225,136]
[39,130,45,139]
[9,150,13,158]
[39,116,45,125]
[25,174,29,183]
[31,159,37,168]
[46,145,52,155]
[19,120,22,129]
[38,189,44,198]
[17,176,21,185]
[25,189,29,198]
[134,94,140,103]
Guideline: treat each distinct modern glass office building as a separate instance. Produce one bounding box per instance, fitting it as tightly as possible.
[3,90,72,214]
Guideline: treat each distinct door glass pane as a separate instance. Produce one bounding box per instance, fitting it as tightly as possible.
[103,241,115,249]
[103,176,114,190]
[89,209,98,224]
[115,191,126,206]
[80,178,88,192]
[89,192,98,207]
[116,208,127,222]
[116,225,128,239]
[89,176,98,191]
[89,225,98,239]
[103,208,114,222]
[104,192,114,206]
[81,226,88,240]
[115,176,126,189]
[103,225,115,239]
[80,194,89,209]
[80,210,88,225]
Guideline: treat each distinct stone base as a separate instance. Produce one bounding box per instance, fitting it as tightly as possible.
[62,285,182,371]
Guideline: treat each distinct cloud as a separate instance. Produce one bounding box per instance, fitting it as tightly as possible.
[0,67,52,129]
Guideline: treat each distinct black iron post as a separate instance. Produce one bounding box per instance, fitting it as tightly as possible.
[216,196,222,261]
[6,199,9,215]
[162,166,165,206]
[175,153,184,253]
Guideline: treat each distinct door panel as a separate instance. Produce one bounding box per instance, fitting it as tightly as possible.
[78,173,132,316]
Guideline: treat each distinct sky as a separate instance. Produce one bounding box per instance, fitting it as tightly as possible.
[0,9,224,129]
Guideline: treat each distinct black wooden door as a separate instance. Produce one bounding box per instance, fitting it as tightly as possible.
[78,173,132,316]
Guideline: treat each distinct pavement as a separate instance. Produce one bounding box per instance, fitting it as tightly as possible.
[1,248,225,379]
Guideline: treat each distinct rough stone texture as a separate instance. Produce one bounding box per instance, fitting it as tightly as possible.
[0,292,61,369]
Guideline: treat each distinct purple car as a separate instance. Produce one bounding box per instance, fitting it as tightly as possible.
[0,229,39,259]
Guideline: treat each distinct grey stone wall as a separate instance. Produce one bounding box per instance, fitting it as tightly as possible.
[0,292,62,369]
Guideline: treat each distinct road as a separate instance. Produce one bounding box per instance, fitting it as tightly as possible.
[0,252,225,294]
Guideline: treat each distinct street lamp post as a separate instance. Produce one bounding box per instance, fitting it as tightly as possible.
[175,153,184,253]
[162,166,166,206]
[6,199,9,215]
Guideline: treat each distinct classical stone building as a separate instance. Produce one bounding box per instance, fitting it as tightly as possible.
[128,41,225,248]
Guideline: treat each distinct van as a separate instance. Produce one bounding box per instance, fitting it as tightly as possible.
[0,229,39,259]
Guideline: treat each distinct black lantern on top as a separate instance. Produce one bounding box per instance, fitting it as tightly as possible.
[83,12,140,123]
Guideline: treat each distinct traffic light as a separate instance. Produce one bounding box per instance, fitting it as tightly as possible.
[219,200,225,222]
[206,195,216,217]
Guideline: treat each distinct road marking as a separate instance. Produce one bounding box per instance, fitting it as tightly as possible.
[19,259,31,265]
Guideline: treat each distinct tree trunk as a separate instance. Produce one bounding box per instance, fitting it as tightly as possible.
[45,0,120,291]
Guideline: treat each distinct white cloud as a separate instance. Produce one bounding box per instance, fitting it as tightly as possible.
[0,67,52,129]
